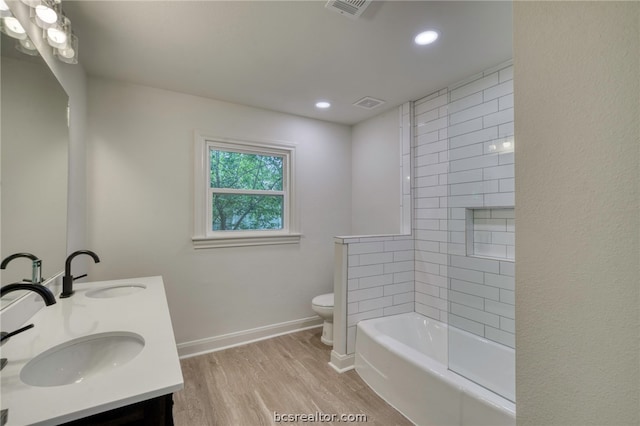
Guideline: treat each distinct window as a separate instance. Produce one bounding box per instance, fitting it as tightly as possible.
[193,133,299,248]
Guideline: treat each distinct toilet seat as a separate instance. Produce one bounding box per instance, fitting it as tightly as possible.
[312,293,334,307]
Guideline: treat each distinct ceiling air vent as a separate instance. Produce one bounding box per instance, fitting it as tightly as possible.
[325,0,372,19]
[353,96,386,110]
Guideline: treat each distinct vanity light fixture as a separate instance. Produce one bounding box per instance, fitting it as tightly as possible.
[0,8,39,56]
[414,30,439,46]
[6,0,79,64]
[315,101,331,109]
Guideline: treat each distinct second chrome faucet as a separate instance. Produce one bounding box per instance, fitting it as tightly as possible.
[0,253,42,284]
[60,250,101,298]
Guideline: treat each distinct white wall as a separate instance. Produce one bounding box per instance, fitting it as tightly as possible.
[86,78,352,346]
[514,2,639,424]
[351,107,402,235]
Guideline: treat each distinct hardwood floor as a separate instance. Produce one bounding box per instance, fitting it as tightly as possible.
[173,328,412,426]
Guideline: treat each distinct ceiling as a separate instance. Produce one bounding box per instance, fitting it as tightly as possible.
[63,1,512,126]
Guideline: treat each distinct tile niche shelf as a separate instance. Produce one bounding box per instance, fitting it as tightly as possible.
[465,207,515,261]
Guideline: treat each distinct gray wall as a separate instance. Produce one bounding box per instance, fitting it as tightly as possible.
[351,107,402,235]
[514,2,639,424]
[1,57,68,284]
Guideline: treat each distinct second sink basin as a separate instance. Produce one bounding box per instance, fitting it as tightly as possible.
[86,284,146,299]
[20,332,145,387]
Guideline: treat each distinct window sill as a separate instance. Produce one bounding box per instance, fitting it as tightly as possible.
[192,233,302,249]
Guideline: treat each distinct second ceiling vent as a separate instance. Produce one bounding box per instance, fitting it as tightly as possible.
[325,0,372,19]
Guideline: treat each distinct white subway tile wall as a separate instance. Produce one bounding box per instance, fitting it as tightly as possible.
[339,63,514,355]
[414,87,452,324]
[414,62,515,348]
[342,235,415,353]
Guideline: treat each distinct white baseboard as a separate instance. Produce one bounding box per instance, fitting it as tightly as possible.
[178,316,322,359]
[329,350,355,373]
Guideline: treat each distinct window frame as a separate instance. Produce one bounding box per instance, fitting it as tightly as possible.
[193,132,300,248]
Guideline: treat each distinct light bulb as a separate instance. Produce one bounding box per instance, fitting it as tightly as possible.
[4,17,23,32]
[315,101,331,109]
[502,141,512,149]
[55,32,78,64]
[2,16,27,40]
[47,25,67,47]
[35,4,57,28]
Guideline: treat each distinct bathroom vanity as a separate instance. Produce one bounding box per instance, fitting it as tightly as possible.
[0,276,183,425]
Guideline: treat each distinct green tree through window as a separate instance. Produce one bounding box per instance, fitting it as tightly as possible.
[209,149,285,231]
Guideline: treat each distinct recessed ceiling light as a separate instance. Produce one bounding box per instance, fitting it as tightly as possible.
[414,30,439,46]
[315,101,331,109]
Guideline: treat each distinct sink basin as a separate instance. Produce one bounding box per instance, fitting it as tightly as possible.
[86,284,146,299]
[20,332,145,387]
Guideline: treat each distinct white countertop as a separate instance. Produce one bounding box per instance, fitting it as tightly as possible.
[0,276,184,425]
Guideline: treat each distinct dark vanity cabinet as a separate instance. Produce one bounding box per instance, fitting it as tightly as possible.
[63,394,174,426]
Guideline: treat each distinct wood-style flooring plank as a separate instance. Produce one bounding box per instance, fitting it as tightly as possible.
[173,328,412,426]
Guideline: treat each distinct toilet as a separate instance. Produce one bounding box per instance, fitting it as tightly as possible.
[311,293,334,346]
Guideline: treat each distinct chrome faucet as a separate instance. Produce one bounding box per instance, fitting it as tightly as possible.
[60,250,101,298]
[0,253,42,284]
[0,283,57,372]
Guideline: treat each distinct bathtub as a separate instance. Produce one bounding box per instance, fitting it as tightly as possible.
[355,312,515,426]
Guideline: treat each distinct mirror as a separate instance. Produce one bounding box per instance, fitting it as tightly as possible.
[1,33,69,307]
